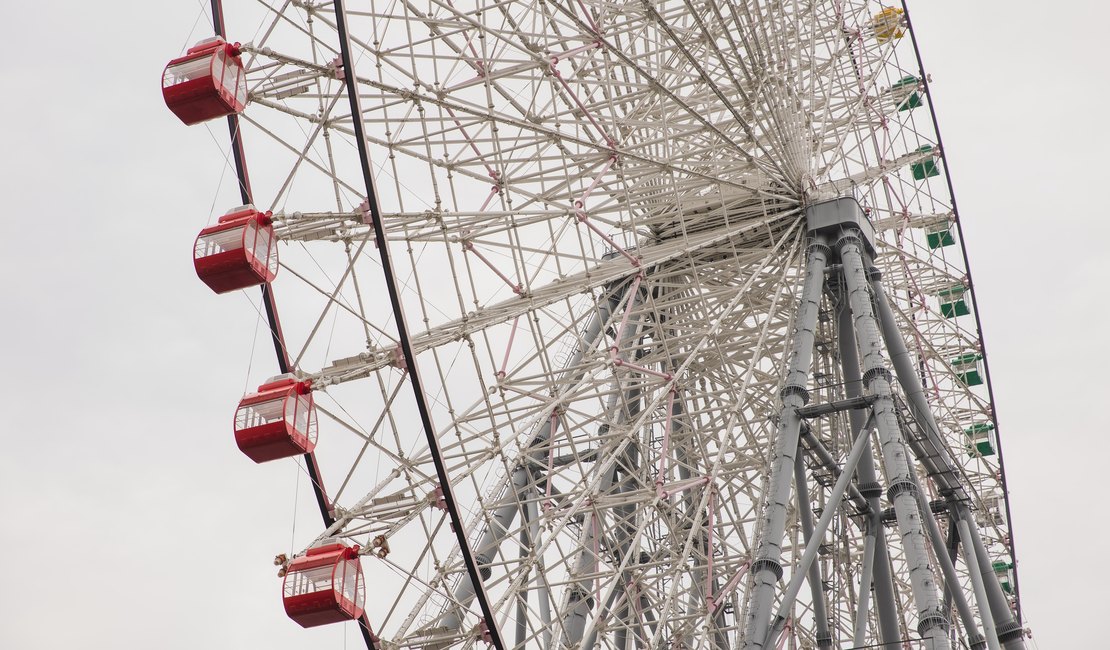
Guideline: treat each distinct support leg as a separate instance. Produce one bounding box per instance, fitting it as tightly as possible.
[562,286,649,646]
[852,519,876,647]
[944,522,959,623]
[837,229,950,649]
[906,450,985,649]
[743,239,830,649]
[836,290,902,645]
[960,509,1027,650]
[871,279,1025,650]
[957,518,1002,650]
[435,280,631,635]
[764,421,875,646]
[792,456,832,649]
[516,494,534,648]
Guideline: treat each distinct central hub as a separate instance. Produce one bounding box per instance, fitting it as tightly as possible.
[805,196,877,257]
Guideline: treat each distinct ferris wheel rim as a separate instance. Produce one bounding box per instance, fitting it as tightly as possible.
[176,1,1025,648]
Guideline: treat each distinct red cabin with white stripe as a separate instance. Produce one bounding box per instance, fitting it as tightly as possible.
[282,541,365,628]
[194,205,277,294]
[162,37,247,125]
[234,375,317,463]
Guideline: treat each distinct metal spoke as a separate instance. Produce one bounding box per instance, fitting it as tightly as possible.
[178,1,1026,648]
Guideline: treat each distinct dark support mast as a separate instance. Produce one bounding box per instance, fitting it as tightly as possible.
[208,3,377,648]
[329,1,506,647]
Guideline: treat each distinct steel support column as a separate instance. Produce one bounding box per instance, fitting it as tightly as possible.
[562,384,642,645]
[852,521,876,647]
[764,421,875,646]
[871,280,1025,650]
[957,519,1002,650]
[909,469,985,650]
[515,495,534,648]
[743,237,829,649]
[836,290,901,645]
[960,509,1027,650]
[792,456,832,649]
[837,229,949,649]
[436,280,630,639]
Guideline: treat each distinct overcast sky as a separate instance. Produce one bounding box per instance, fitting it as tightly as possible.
[0,1,1105,648]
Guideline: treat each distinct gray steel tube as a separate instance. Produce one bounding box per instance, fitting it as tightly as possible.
[742,239,830,649]
[581,577,625,650]
[764,422,874,646]
[801,426,869,511]
[516,491,536,647]
[852,525,876,647]
[960,509,1027,650]
[530,497,553,648]
[793,456,832,648]
[563,285,649,646]
[438,281,629,634]
[439,467,531,632]
[838,229,949,649]
[836,293,901,645]
[907,452,984,647]
[869,277,961,495]
[872,280,1025,650]
[957,518,1002,650]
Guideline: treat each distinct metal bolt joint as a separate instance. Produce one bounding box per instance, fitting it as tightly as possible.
[857,481,883,499]
[887,479,917,500]
[751,557,784,581]
[915,608,950,635]
[862,366,894,386]
[779,384,810,404]
[997,621,1025,643]
[806,241,832,259]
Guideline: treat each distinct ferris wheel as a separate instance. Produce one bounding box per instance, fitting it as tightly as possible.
[163,1,1027,649]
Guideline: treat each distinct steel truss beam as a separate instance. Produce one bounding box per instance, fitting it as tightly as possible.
[432,277,633,643]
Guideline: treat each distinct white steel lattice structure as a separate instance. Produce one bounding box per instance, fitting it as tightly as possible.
[174,1,1026,648]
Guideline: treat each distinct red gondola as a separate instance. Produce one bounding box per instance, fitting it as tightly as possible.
[194,205,278,294]
[234,375,317,463]
[282,541,365,628]
[162,36,247,125]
